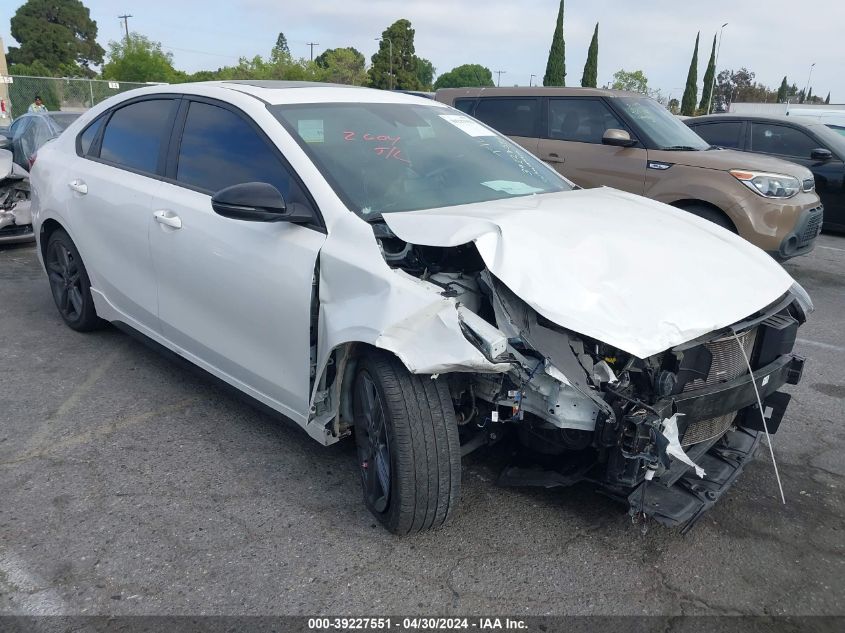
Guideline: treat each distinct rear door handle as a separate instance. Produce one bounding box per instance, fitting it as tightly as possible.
[545,152,564,164]
[153,209,182,229]
[68,179,88,194]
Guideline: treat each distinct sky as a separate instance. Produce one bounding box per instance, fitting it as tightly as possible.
[2,0,844,102]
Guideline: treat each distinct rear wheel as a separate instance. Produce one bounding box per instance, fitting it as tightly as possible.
[352,351,461,534]
[45,229,104,331]
[681,204,737,233]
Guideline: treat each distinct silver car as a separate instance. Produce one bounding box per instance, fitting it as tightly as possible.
[31,81,811,533]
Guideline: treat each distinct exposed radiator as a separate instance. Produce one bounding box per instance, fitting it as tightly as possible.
[681,328,757,446]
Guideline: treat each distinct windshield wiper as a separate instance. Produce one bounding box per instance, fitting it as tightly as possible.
[660,145,700,151]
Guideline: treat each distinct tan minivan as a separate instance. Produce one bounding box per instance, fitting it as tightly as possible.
[436,87,823,259]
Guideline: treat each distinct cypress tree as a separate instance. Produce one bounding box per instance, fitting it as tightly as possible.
[543,0,566,86]
[680,32,699,116]
[777,77,788,103]
[825,92,831,104]
[807,87,813,102]
[580,23,599,88]
[698,34,716,111]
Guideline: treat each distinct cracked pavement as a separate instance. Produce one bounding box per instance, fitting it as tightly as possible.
[0,235,843,616]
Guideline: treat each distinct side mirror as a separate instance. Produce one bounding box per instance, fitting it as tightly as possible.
[810,148,832,161]
[211,182,313,224]
[602,128,637,147]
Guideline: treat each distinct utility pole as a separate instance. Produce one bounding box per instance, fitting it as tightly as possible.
[495,70,506,87]
[529,74,536,87]
[118,14,132,44]
[306,42,319,62]
[803,62,816,103]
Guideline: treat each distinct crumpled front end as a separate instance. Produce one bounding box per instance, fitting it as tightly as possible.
[350,213,811,530]
[0,150,33,244]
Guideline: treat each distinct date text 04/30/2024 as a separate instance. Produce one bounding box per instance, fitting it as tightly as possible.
[307,617,528,630]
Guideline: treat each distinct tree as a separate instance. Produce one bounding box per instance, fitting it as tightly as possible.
[369,19,422,90]
[314,47,367,85]
[714,68,777,106]
[433,64,495,90]
[274,32,290,57]
[7,0,105,77]
[777,76,789,103]
[580,23,598,88]
[680,32,699,116]
[668,98,680,114]
[102,33,179,83]
[415,58,435,91]
[826,92,831,104]
[611,69,648,94]
[798,88,806,104]
[543,0,565,86]
[698,33,716,112]
[806,87,813,102]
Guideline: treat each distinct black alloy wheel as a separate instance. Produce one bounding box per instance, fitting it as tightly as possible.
[354,371,392,513]
[47,239,84,322]
[45,229,103,331]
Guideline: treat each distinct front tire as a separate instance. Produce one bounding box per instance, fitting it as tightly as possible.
[352,352,461,534]
[45,229,104,331]
[682,204,737,233]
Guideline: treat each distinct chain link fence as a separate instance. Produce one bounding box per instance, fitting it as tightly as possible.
[0,75,161,119]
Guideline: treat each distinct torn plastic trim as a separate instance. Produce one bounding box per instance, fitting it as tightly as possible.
[660,414,705,478]
[627,427,761,531]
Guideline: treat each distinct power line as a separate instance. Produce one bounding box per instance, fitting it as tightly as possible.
[118,14,132,43]
[306,42,319,61]
[159,44,241,60]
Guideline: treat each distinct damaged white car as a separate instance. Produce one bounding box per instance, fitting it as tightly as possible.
[0,148,32,244]
[31,82,811,533]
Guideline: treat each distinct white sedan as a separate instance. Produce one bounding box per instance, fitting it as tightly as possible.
[31,82,811,533]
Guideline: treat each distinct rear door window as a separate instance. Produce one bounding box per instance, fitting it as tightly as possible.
[690,121,744,149]
[453,99,475,114]
[99,99,177,174]
[750,123,818,158]
[548,98,629,144]
[471,98,539,137]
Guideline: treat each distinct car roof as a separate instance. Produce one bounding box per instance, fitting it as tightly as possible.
[688,113,825,128]
[435,86,645,99]
[118,81,448,107]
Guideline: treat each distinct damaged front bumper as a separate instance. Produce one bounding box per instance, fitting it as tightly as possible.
[612,352,804,530]
[627,426,761,531]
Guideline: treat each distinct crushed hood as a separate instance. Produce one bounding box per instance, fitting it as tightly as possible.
[383,188,795,358]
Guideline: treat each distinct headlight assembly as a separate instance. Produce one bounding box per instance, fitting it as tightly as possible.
[730,170,801,199]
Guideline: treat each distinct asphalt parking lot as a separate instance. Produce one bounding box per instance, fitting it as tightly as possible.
[1,234,843,617]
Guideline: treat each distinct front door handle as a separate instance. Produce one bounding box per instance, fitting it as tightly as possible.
[153,209,182,229]
[545,152,564,164]
[68,179,88,194]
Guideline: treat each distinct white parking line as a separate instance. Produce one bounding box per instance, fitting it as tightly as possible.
[796,338,845,353]
[0,550,70,614]
[817,244,845,253]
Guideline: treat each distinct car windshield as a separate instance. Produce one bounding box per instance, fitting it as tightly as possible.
[615,97,710,151]
[827,124,845,138]
[271,102,571,218]
[48,112,81,131]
